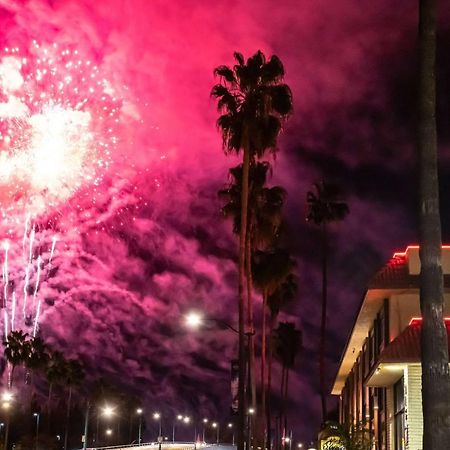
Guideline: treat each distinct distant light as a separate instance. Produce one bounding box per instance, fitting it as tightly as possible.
[177,414,184,420]
[153,412,161,420]
[102,406,115,417]
[137,408,143,414]
[248,408,255,415]
[285,437,290,443]
[203,418,208,424]
[212,422,217,428]
[164,437,168,440]
[33,413,39,417]
[106,429,113,436]
[2,403,10,410]
[183,416,190,424]
[185,312,203,328]
[297,444,303,449]
[2,392,13,402]
[228,423,233,428]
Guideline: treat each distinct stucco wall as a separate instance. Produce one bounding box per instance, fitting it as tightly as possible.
[405,365,423,450]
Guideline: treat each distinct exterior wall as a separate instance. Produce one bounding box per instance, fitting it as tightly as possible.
[386,386,394,450]
[404,365,423,450]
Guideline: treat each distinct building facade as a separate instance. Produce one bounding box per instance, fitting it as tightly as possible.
[332,246,450,450]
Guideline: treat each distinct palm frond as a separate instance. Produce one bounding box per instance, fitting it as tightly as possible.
[213,65,236,83]
[261,55,285,82]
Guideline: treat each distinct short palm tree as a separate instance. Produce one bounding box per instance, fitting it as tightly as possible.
[266,274,298,448]
[212,51,292,450]
[274,322,302,449]
[45,350,67,431]
[306,181,349,421]
[63,359,84,450]
[3,329,29,388]
[252,249,295,439]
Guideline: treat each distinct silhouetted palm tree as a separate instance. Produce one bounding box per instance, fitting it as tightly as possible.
[63,359,84,450]
[212,51,292,450]
[219,161,286,408]
[416,0,450,448]
[306,181,349,421]
[45,350,67,431]
[266,274,297,449]
[3,330,29,388]
[274,322,302,449]
[252,249,295,440]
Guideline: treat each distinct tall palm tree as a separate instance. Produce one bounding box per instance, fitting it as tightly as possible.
[219,161,286,408]
[417,0,450,448]
[252,248,295,443]
[63,359,84,450]
[212,50,292,450]
[306,181,349,421]
[266,274,298,449]
[273,322,302,449]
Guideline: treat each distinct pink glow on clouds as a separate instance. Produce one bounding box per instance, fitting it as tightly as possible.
[0,0,445,440]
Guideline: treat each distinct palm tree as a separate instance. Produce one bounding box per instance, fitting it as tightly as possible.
[266,274,298,449]
[3,330,30,450]
[3,329,29,388]
[63,359,84,450]
[306,181,349,421]
[45,350,67,432]
[417,0,450,448]
[219,161,286,408]
[252,249,295,443]
[212,50,292,450]
[273,322,302,450]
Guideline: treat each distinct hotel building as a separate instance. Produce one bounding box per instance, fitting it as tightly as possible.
[331,246,450,450]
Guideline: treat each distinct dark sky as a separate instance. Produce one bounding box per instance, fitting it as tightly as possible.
[0,0,450,444]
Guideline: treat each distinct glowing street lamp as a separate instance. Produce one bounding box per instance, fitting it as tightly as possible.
[228,423,235,446]
[101,406,115,418]
[211,422,220,444]
[33,413,40,449]
[1,393,13,403]
[153,412,162,438]
[185,312,203,328]
[202,419,208,442]
[137,408,143,445]
[106,429,113,436]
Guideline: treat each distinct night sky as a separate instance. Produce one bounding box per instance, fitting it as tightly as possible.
[0,0,450,444]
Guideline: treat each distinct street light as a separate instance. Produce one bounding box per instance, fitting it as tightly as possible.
[33,413,40,450]
[212,422,220,444]
[153,412,162,438]
[106,429,113,436]
[202,419,208,442]
[173,414,184,442]
[228,423,235,446]
[102,406,115,417]
[137,408,143,445]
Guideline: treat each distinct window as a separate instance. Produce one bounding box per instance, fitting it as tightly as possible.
[394,378,406,450]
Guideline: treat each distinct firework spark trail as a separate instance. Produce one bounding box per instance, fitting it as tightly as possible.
[23,263,30,319]
[22,214,30,254]
[32,255,42,337]
[11,291,15,331]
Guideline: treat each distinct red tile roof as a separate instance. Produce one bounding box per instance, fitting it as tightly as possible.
[379,321,450,363]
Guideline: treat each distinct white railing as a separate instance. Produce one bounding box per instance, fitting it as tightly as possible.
[83,442,204,450]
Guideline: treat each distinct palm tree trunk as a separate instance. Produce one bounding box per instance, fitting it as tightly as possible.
[266,314,276,450]
[237,137,250,450]
[418,0,450,448]
[283,368,289,447]
[279,365,286,450]
[319,222,328,422]
[245,226,256,409]
[47,383,53,433]
[63,386,73,450]
[261,291,267,424]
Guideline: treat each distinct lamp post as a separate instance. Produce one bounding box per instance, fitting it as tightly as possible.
[173,414,183,442]
[185,312,250,450]
[212,422,220,444]
[228,423,235,446]
[33,413,40,450]
[137,408,143,445]
[202,418,208,442]
[247,408,255,450]
[2,391,13,450]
